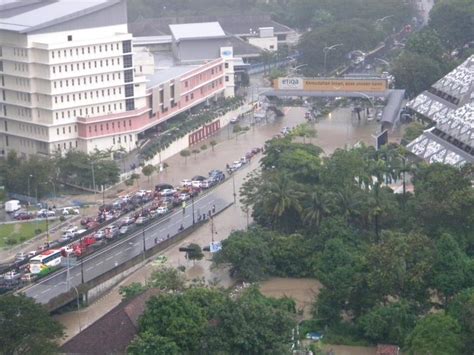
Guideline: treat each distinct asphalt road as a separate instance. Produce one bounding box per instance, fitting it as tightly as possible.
[22,186,232,304]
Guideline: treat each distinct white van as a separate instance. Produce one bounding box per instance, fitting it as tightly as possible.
[5,200,21,213]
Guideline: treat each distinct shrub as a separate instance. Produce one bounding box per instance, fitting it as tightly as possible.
[34,229,42,235]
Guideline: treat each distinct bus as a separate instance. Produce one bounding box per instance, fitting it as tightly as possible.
[29,249,62,274]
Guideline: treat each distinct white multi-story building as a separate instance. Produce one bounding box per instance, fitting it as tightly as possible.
[0,0,146,156]
[0,0,233,158]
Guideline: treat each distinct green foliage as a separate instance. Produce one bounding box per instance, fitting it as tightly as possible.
[149,267,186,292]
[0,294,64,354]
[128,333,179,355]
[180,149,191,164]
[186,243,204,262]
[135,286,295,354]
[141,164,155,178]
[200,144,207,151]
[406,313,463,355]
[209,140,217,151]
[391,51,445,97]
[402,121,425,143]
[119,282,148,301]
[429,0,474,50]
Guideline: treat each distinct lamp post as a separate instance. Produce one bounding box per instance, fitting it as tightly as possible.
[232,173,236,203]
[90,161,96,197]
[323,43,343,75]
[374,15,394,28]
[27,174,33,208]
[288,64,307,77]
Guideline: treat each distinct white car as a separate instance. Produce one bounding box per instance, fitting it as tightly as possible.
[62,208,79,216]
[181,179,192,187]
[157,206,169,215]
[60,232,74,241]
[64,225,78,234]
[135,189,150,197]
[94,230,105,240]
[74,229,87,236]
[191,180,202,188]
[135,216,148,225]
[160,188,177,196]
[61,245,74,255]
[179,193,190,201]
[232,160,242,170]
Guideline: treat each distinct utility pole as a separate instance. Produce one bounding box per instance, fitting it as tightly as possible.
[232,173,236,203]
[191,194,195,225]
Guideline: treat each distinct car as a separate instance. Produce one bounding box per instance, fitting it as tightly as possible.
[3,271,21,281]
[60,233,74,242]
[231,160,243,170]
[94,230,105,240]
[135,189,150,197]
[200,179,212,189]
[120,216,135,226]
[157,206,169,215]
[15,252,27,262]
[160,188,177,196]
[37,209,55,218]
[179,193,190,201]
[305,332,324,341]
[64,225,78,234]
[135,216,149,225]
[21,273,35,282]
[192,175,206,181]
[119,225,130,235]
[191,180,202,188]
[61,245,74,255]
[86,220,100,230]
[180,179,192,187]
[15,212,33,220]
[27,250,37,258]
[155,183,174,192]
[230,117,239,124]
[62,207,80,216]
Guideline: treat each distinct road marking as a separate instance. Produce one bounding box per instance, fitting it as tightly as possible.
[40,289,50,294]
[85,266,93,271]
[97,261,104,265]
[116,251,123,255]
[106,256,113,261]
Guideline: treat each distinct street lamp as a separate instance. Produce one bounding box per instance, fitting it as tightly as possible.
[288,64,307,77]
[27,174,33,205]
[374,15,394,26]
[323,43,343,75]
[375,57,390,66]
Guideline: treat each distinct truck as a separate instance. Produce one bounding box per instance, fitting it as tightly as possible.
[5,200,21,213]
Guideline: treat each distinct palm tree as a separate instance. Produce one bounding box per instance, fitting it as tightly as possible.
[303,188,329,230]
[292,123,317,144]
[265,174,303,231]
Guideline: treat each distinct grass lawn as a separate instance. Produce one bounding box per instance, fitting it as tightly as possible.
[0,221,54,248]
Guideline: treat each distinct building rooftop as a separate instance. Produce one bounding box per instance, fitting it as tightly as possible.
[146,64,199,88]
[169,21,226,42]
[0,0,120,33]
[406,55,474,166]
[129,14,295,38]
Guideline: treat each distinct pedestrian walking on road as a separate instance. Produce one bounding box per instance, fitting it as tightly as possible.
[212,204,216,214]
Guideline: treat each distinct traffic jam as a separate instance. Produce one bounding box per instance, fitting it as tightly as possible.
[1,147,263,289]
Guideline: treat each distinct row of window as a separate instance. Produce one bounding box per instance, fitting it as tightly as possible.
[52,57,122,74]
[56,125,78,136]
[87,120,132,134]
[184,64,223,89]
[112,135,133,145]
[51,42,120,60]
[53,72,122,89]
[54,87,123,104]
[184,78,223,102]
[18,123,47,136]
[55,102,125,120]
[14,63,28,72]
[13,48,27,57]
[57,141,78,151]
[14,77,28,87]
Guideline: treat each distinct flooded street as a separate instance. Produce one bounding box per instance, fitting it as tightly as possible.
[56,104,392,348]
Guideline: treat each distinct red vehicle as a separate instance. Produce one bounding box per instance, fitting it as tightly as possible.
[86,220,100,230]
[73,236,96,257]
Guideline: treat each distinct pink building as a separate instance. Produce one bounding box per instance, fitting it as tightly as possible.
[76,58,228,153]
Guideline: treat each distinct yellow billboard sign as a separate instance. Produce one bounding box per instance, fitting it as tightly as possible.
[275,78,387,93]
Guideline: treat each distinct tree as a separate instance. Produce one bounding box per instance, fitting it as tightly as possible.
[391,51,445,97]
[128,333,179,355]
[213,228,274,282]
[180,149,191,164]
[191,148,200,160]
[141,164,155,186]
[406,313,462,355]
[291,123,317,144]
[0,294,64,354]
[357,301,417,346]
[429,0,474,49]
[448,288,474,353]
[149,267,186,292]
[119,282,148,301]
[210,140,217,151]
[405,29,445,61]
[200,144,207,152]
[402,121,425,143]
[186,243,204,264]
[432,234,468,306]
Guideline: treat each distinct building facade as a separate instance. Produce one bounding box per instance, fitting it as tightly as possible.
[0,0,232,157]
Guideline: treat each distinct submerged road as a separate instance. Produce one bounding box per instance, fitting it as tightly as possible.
[22,185,232,304]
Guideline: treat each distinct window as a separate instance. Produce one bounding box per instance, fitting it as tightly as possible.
[225,63,229,69]
[225,76,229,82]
[125,99,135,111]
[123,54,133,68]
[125,84,134,97]
[185,81,188,88]
[190,93,194,99]
[67,35,72,41]
[124,69,133,83]
[57,128,60,135]
[122,40,132,53]
[63,127,65,134]
[68,126,71,133]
